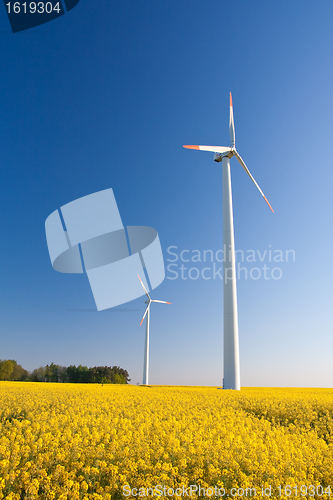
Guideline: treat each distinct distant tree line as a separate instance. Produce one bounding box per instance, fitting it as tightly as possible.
[0,359,130,384]
[0,360,28,381]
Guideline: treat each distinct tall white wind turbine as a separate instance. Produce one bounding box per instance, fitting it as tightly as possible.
[184,93,273,390]
[138,274,171,385]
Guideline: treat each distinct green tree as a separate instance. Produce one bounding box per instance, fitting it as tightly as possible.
[10,363,28,381]
[66,365,90,383]
[0,360,14,381]
[29,366,46,382]
[57,366,68,383]
[113,373,126,384]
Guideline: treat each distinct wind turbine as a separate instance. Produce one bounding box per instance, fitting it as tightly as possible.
[183,93,273,390]
[138,274,171,385]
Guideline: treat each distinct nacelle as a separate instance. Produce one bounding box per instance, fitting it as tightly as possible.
[214,153,223,162]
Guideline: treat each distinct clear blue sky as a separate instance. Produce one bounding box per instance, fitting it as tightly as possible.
[1,0,333,386]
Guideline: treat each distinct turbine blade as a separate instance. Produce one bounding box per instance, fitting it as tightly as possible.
[183,145,231,154]
[151,300,172,304]
[234,151,274,213]
[137,274,150,298]
[229,92,235,148]
[140,304,150,326]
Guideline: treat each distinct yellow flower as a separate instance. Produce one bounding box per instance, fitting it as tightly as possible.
[0,382,333,498]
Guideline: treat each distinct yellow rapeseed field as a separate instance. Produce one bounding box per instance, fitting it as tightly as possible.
[1,383,333,500]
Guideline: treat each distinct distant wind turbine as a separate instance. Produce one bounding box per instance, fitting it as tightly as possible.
[138,274,171,385]
[184,93,274,390]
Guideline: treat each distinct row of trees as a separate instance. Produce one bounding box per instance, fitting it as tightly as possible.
[0,360,28,381]
[0,359,130,384]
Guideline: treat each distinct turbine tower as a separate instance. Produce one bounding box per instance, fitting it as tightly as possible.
[138,274,171,385]
[184,93,273,390]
